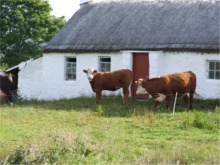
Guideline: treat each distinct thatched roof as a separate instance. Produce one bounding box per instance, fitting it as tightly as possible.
[44,0,219,53]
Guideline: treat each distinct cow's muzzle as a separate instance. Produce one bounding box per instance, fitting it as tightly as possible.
[88,76,93,81]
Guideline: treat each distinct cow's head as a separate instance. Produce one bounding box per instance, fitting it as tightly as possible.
[83,68,97,81]
[135,78,148,94]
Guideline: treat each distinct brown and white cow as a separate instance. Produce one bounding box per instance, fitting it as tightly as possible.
[0,72,14,106]
[83,68,132,104]
[135,71,196,112]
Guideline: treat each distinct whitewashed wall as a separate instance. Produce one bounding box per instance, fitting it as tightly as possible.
[18,52,132,100]
[149,52,220,99]
[18,51,219,100]
[18,58,43,100]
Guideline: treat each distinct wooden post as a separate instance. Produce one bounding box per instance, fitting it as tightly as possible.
[173,92,178,114]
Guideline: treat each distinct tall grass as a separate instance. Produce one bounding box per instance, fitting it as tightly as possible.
[0,96,219,164]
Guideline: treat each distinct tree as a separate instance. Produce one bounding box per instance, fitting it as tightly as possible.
[0,0,66,68]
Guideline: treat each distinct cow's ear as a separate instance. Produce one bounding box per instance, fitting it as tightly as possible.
[93,70,97,74]
[83,69,87,73]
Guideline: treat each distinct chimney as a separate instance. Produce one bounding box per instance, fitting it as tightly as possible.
[80,0,91,6]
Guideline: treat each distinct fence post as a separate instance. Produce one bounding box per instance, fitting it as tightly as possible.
[173,92,178,114]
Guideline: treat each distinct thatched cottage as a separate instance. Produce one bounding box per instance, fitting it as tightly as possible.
[10,0,219,100]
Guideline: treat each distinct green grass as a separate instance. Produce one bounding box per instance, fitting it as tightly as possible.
[0,96,219,164]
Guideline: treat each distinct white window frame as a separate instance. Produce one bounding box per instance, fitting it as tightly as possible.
[207,60,220,80]
[98,56,111,72]
[65,57,77,80]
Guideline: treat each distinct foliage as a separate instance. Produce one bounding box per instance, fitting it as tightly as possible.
[4,135,92,164]
[0,0,66,68]
[0,63,8,71]
[97,105,105,115]
[0,97,219,164]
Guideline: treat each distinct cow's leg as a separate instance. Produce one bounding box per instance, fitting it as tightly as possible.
[189,92,194,110]
[8,95,13,106]
[0,91,12,106]
[1,95,9,106]
[153,101,160,112]
[96,91,102,104]
[6,98,13,106]
[183,94,189,111]
[165,96,171,112]
[5,91,13,106]
[122,87,129,105]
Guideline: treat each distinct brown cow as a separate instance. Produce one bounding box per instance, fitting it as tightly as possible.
[83,68,132,104]
[0,72,14,106]
[135,71,196,112]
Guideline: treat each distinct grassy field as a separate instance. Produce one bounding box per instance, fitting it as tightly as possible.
[0,96,219,164]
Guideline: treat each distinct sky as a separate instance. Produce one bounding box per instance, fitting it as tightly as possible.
[48,0,80,21]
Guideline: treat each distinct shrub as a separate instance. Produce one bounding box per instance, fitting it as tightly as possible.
[180,112,219,130]
[3,135,92,164]
[181,115,194,129]
[97,105,105,115]
[4,146,27,164]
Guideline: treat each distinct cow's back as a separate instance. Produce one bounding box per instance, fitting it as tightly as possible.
[94,69,132,91]
[165,71,196,95]
[112,69,132,82]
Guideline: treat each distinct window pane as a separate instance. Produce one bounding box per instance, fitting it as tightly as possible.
[100,63,105,71]
[67,74,72,79]
[68,74,76,80]
[209,71,214,79]
[215,62,220,70]
[67,63,71,68]
[67,68,71,74]
[215,71,220,79]
[106,63,111,71]
[72,67,76,73]
[209,62,214,70]
[67,58,76,62]
[100,58,111,62]
[73,74,76,79]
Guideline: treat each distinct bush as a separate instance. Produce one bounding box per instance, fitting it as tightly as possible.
[180,112,219,130]
[4,135,92,164]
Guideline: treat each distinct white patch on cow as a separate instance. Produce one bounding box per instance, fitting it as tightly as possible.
[154,93,166,102]
[85,68,94,81]
[8,73,13,83]
[10,102,13,106]
[136,85,148,95]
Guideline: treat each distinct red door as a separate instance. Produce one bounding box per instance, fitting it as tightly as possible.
[132,53,149,100]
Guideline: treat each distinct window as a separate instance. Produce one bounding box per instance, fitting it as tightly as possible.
[66,57,76,80]
[208,61,220,80]
[99,57,111,72]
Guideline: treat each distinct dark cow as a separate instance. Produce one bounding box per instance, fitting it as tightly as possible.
[83,68,132,104]
[0,72,14,106]
[135,71,196,112]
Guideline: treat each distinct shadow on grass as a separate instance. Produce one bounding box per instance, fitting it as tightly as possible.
[6,95,219,118]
